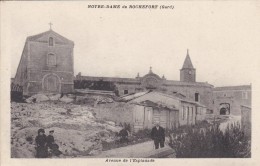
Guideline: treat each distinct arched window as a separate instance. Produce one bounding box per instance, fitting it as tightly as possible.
[48,53,56,66]
[49,37,54,46]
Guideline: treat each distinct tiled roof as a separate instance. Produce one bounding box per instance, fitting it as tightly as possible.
[121,91,206,108]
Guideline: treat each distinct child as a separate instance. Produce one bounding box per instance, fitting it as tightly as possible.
[46,130,55,149]
[47,130,62,157]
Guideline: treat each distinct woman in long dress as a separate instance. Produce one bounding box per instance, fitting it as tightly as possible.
[35,129,48,158]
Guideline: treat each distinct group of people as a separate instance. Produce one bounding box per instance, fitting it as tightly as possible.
[34,122,165,158]
[35,129,62,158]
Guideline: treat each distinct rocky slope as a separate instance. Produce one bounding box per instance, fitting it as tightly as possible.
[11,101,122,158]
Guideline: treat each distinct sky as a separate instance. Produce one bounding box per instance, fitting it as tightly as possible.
[2,1,260,87]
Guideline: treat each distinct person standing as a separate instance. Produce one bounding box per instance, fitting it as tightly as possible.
[151,121,165,149]
[119,127,129,144]
[35,129,48,158]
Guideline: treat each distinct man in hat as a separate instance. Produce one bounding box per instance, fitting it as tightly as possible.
[151,121,165,149]
[35,128,48,158]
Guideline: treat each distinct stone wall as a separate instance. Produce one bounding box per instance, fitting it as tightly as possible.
[29,42,73,72]
[160,84,214,111]
[195,107,207,122]
[241,105,251,137]
[179,102,196,126]
[116,83,142,96]
[94,102,135,126]
[213,86,251,115]
[14,43,29,86]
[27,42,73,94]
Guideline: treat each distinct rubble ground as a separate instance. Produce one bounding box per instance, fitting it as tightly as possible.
[11,101,122,158]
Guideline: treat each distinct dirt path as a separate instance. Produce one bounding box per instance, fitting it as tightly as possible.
[95,141,174,158]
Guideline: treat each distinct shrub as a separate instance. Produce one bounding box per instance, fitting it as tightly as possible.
[123,123,131,133]
[169,122,251,158]
[133,128,152,140]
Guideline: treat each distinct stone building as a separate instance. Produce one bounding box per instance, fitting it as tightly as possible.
[14,28,74,95]
[13,27,253,119]
[75,50,214,111]
[213,85,251,115]
[95,91,205,132]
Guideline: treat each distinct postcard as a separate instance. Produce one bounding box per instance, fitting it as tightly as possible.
[1,0,260,166]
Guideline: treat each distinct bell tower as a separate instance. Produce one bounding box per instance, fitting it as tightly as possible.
[180,49,196,82]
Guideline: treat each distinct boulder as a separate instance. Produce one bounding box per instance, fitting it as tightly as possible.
[105,121,116,126]
[67,94,76,98]
[59,95,74,103]
[25,94,49,103]
[105,125,122,133]
[49,94,61,101]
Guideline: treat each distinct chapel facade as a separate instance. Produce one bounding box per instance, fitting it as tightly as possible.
[14,28,74,95]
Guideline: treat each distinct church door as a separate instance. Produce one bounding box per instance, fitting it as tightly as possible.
[43,74,60,93]
[47,76,57,92]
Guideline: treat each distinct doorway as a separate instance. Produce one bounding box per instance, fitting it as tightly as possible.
[43,74,60,93]
[219,103,230,115]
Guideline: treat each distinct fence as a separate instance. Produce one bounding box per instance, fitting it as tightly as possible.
[11,83,23,102]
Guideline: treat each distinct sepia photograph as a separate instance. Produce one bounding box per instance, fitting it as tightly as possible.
[1,0,260,163]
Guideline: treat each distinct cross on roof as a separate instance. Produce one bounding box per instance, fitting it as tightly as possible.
[49,22,53,30]
[149,66,153,73]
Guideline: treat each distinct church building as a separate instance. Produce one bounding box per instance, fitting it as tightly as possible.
[13,27,253,118]
[75,50,214,111]
[14,27,214,111]
[14,27,74,95]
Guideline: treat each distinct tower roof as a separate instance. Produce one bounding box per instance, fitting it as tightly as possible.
[182,49,194,69]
